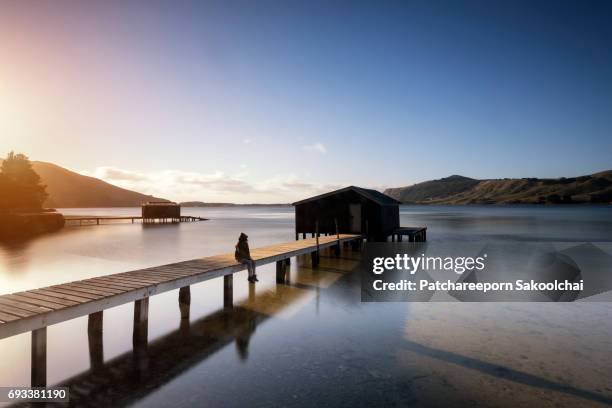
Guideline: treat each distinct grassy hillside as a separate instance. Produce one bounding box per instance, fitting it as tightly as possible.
[384,175,480,203]
[384,171,612,204]
[31,161,168,208]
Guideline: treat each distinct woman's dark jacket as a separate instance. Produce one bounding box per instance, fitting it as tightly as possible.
[235,239,251,262]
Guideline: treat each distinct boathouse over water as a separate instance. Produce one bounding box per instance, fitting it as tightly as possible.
[141,201,180,223]
[293,186,401,241]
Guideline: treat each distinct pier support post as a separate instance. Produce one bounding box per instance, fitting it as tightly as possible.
[179,286,191,335]
[133,297,149,347]
[179,286,191,319]
[276,260,289,284]
[224,275,233,308]
[31,328,46,387]
[311,251,320,268]
[88,312,104,370]
[249,283,256,302]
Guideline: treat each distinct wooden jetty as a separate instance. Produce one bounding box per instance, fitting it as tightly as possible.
[0,234,362,387]
[64,215,206,225]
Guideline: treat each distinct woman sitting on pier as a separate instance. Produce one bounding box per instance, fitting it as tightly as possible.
[235,233,258,283]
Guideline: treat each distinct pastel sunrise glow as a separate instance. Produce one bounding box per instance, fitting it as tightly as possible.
[1,1,611,202]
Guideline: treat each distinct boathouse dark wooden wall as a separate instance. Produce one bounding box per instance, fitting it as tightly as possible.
[141,202,180,219]
[293,186,400,241]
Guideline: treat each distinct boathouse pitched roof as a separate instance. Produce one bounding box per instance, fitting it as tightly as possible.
[292,186,400,206]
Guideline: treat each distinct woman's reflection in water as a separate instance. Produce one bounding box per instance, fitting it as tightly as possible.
[235,313,257,361]
[236,284,258,361]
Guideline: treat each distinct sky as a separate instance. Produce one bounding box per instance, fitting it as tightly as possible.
[1,0,611,203]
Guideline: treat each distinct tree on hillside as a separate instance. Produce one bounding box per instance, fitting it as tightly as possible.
[0,152,48,211]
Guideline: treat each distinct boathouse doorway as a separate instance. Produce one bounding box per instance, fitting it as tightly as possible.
[349,203,361,232]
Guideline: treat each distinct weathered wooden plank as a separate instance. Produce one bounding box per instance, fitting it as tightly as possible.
[151,267,197,276]
[61,283,123,296]
[0,302,37,318]
[119,277,172,286]
[118,270,186,281]
[45,286,103,300]
[32,289,89,304]
[88,277,144,289]
[184,261,235,268]
[81,279,141,292]
[76,280,130,291]
[166,263,222,271]
[0,297,53,314]
[92,277,147,288]
[6,294,69,310]
[0,310,21,322]
[109,274,166,284]
[67,281,123,295]
[152,267,209,276]
[13,292,79,306]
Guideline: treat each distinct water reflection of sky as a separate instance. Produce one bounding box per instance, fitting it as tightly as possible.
[0,206,611,407]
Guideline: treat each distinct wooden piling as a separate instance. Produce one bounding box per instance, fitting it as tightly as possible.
[133,297,149,346]
[276,260,288,283]
[334,218,341,257]
[224,275,233,308]
[31,327,46,387]
[88,312,104,370]
[311,251,320,267]
[178,286,191,319]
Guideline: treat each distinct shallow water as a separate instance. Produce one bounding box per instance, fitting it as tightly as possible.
[0,205,611,407]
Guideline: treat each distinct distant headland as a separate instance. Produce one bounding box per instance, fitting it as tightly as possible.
[384,171,612,204]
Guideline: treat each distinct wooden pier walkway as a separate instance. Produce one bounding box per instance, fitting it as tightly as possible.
[64,215,207,225]
[0,233,362,387]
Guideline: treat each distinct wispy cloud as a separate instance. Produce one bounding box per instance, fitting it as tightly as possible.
[302,142,327,154]
[80,166,342,203]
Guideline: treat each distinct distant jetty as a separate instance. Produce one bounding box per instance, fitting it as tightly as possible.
[64,215,207,226]
[180,201,289,207]
[65,202,207,226]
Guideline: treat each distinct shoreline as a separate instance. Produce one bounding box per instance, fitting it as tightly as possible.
[0,212,65,239]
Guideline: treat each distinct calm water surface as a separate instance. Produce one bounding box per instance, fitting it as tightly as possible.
[1,205,611,407]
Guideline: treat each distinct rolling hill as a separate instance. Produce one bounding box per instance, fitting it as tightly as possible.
[384,171,612,204]
[31,161,168,208]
